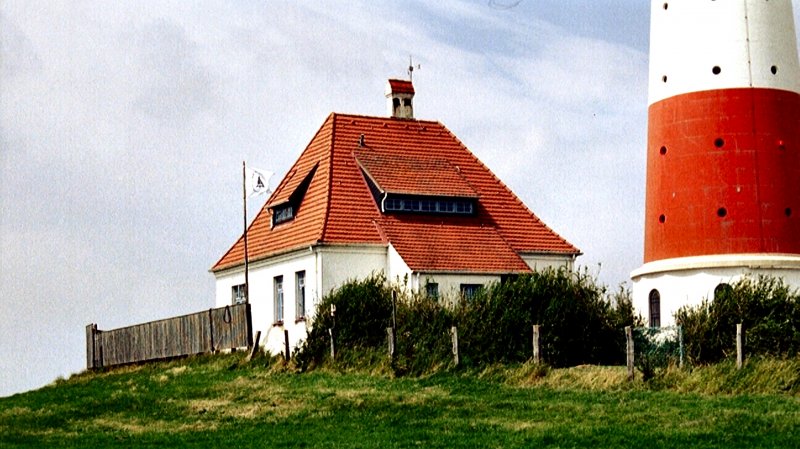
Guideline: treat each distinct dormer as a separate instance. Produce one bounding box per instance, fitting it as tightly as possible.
[385,79,414,119]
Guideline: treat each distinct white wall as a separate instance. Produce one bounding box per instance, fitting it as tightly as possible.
[631,254,800,326]
[417,273,501,305]
[214,243,583,354]
[520,253,575,272]
[214,244,388,355]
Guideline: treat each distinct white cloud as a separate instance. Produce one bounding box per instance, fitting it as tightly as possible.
[5,0,796,397]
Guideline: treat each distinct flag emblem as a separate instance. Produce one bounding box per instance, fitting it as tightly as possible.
[246,167,273,197]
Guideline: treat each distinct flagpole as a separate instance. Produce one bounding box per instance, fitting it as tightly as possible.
[242,160,250,305]
[242,160,254,349]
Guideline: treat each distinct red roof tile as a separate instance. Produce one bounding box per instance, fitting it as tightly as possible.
[356,152,477,197]
[387,79,415,95]
[211,113,580,272]
[377,215,530,273]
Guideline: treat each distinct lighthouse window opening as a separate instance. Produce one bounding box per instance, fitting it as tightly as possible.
[658,214,666,224]
[786,208,793,217]
[714,137,725,148]
[717,207,728,218]
[714,283,733,302]
[648,289,661,328]
[771,65,778,75]
[662,2,668,10]
[712,66,722,75]
[661,75,668,83]
[659,146,667,155]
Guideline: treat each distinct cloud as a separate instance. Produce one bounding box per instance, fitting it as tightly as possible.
[18,0,799,396]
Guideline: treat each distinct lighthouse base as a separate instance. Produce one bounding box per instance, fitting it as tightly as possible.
[631,254,800,327]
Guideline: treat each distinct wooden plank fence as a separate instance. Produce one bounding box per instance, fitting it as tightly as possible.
[86,303,251,369]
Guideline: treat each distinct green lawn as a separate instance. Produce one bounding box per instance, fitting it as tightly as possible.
[1,353,799,448]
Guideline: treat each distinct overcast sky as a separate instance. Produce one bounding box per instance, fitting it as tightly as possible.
[2,1,799,397]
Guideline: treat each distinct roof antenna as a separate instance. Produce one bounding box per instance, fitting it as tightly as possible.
[408,56,420,82]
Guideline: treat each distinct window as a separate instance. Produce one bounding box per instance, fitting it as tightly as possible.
[382,196,475,215]
[460,284,483,301]
[425,282,439,300]
[714,283,732,301]
[648,289,661,328]
[274,276,284,324]
[273,205,294,225]
[231,284,246,305]
[295,271,306,321]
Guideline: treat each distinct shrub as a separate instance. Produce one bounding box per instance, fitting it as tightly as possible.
[676,275,800,365]
[294,274,393,371]
[295,268,637,373]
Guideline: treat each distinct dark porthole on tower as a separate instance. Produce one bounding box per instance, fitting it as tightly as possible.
[717,207,728,218]
[658,214,666,224]
[663,3,668,10]
[662,75,668,83]
[771,65,778,75]
[659,146,667,155]
[714,138,725,148]
[786,208,793,217]
[712,66,722,75]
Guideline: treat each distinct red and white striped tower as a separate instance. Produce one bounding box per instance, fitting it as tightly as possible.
[632,0,800,326]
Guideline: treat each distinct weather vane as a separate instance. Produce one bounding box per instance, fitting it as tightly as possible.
[408,56,420,82]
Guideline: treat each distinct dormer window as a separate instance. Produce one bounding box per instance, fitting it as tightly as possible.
[267,163,318,228]
[273,204,295,225]
[383,196,475,215]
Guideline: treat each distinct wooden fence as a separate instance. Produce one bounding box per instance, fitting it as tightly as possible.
[86,303,251,369]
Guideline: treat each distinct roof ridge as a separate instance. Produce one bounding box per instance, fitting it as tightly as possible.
[319,113,338,243]
[438,122,580,255]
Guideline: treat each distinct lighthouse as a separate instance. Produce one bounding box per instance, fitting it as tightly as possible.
[631,0,800,327]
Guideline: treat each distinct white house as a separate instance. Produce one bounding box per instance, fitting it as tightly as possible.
[211,79,581,354]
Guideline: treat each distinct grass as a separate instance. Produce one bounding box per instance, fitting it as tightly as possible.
[1,353,800,448]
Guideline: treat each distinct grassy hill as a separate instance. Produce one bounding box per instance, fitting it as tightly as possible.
[2,352,800,448]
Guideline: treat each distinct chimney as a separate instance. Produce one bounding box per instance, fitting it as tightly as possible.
[385,79,414,119]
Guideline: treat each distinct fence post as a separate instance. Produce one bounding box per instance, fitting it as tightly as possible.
[625,326,634,381]
[329,328,336,360]
[678,325,684,369]
[284,329,290,362]
[208,308,215,353]
[387,327,395,359]
[736,323,744,370]
[247,331,261,361]
[532,324,541,365]
[86,323,97,369]
[451,326,459,366]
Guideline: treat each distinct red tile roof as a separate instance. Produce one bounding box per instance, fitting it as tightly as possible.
[356,152,477,197]
[211,113,580,272]
[387,79,415,95]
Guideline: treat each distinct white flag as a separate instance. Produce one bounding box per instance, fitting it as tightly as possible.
[245,167,273,197]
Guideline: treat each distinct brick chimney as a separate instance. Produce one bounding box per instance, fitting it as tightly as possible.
[385,79,414,119]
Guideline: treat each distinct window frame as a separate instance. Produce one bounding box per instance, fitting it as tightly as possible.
[231,284,246,305]
[295,271,306,322]
[648,289,661,328]
[460,283,483,301]
[274,275,284,325]
[425,281,439,300]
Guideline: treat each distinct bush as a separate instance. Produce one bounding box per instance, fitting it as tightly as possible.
[676,275,800,365]
[294,269,637,373]
[294,274,393,371]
